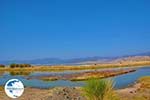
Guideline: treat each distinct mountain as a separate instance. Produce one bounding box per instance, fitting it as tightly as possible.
[133,51,150,56]
[0,57,115,65]
[0,58,63,65]
[121,51,150,57]
[0,52,150,65]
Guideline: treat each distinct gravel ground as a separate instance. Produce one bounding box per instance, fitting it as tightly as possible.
[0,87,86,100]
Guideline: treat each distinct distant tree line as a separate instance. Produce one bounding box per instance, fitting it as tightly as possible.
[0,64,5,68]
[10,64,32,68]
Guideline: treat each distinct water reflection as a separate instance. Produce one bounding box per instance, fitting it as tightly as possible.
[9,71,31,76]
[0,72,5,76]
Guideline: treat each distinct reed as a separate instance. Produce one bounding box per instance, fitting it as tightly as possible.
[82,78,119,100]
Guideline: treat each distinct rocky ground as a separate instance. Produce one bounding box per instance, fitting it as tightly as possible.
[0,87,86,100]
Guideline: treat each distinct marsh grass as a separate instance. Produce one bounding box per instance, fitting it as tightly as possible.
[0,86,4,91]
[82,78,120,100]
[1,61,150,72]
[138,76,150,88]
[10,71,31,76]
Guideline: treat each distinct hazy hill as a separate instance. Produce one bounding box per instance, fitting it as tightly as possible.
[0,52,150,65]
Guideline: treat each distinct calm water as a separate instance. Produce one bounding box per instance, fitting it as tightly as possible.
[0,66,150,89]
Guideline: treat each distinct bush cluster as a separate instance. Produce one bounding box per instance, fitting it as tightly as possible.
[0,64,5,68]
[10,64,32,68]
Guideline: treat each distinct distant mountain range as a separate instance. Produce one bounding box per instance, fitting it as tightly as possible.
[122,52,150,57]
[0,52,150,65]
[0,57,114,65]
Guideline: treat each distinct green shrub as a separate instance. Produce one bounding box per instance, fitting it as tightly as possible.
[10,64,32,68]
[82,78,119,100]
[10,63,17,68]
[0,64,5,68]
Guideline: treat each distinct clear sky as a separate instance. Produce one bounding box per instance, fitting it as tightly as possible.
[0,0,150,60]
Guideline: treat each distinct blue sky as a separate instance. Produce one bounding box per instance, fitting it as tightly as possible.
[0,0,150,60]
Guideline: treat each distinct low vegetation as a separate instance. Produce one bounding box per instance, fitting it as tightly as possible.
[0,61,149,72]
[0,64,5,68]
[10,63,32,68]
[82,79,119,100]
[0,86,3,91]
[10,71,31,76]
[82,77,150,100]
[70,69,135,81]
[29,69,135,81]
